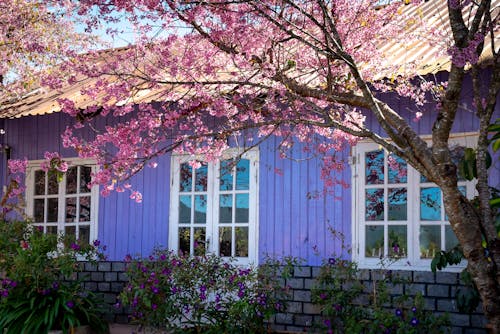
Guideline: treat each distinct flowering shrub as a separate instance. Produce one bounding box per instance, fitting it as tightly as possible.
[312,256,450,334]
[120,249,293,333]
[0,219,108,334]
[309,229,449,333]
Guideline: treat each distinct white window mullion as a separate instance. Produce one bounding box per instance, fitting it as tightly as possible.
[25,159,98,245]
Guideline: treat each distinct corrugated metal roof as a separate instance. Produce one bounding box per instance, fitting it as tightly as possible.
[0,0,498,119]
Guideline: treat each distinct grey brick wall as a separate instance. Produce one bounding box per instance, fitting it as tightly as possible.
[269,267,487,334]
[78,263,487,333]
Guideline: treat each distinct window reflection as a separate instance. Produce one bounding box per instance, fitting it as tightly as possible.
[420,187,441,221]
[365,150,384,185]
[365,188,384,221]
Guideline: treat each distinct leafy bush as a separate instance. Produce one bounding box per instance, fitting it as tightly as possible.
[0,219,108,334]
[119,249,294,333]
[312,255,450,334]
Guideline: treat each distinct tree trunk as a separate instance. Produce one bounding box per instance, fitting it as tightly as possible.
[442,186,500,333]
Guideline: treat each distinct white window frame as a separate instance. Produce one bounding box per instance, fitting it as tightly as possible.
[351,133,477,271]
[168,149,259,266]
[25,158,99,244]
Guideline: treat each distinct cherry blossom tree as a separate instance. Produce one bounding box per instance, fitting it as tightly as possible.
[48,0,500,330]
[0,0,95,102]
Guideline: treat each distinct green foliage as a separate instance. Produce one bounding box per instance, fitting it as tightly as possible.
[0,219,108,334]
[311,256,449,334]
[119,249,295,333]
[489,118,500,153]
[430,246,463,272]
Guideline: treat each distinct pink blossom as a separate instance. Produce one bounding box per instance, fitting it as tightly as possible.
[7,159,28,174]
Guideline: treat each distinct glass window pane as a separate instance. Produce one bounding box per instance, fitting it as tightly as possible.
[46,226,58,235]
[220,160,234,191]
[365,225,384,258]
[365,150,384,185]
[235,194,249,223]
[236,159,250,190]
[445,225,459,251]
[388,154,407,184]
[194,163,208,192]
[388,188,407,221]
[419,225,441,258]
[179,163,192,192]
[65,197,77,223]
[365,189,384,221]
[388,225,407,257]
[179,227,190,255]
[48,172,59,195]
[194,227,206,256]
[420,173,429,183]
[219,195,232,224]
[219,227,232,257]
[65,226,76,238]
[80,166,92,193]
[420,187,442,221]
[194,195,206,224]
[34,170,46,195]
[47,198,58,222]
[79,196,91,222]
[79,225,90,244]
[235,227,248,257]
[66,167,77,194]
[179,195,191,224]
[34,199,45,222]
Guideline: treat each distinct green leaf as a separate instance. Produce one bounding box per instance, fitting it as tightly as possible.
[490,197,500,208]
[492,139,500,152]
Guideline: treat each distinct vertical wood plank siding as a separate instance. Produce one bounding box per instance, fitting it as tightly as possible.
[1,70,498,263]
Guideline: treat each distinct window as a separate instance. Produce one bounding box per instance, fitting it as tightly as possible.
[25,160,99,244]
[352,135,475,270]
[169,150,258,265]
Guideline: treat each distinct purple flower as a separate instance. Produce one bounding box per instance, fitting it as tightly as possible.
[334,304,342,312]
[66,300,75,309]
[151,286,159,294]
[9,281,17,288]
[411,306,417,313]
[70,243,80,251]
[1,290,8,297]
[160,254,167,261]
[93,240,101,247]
[52,282,59,290]
[320,292,327,300]
[328,258,336,265]
[151,303,158,310]
[395,308,403,317]
[410,317,419,326]
[324,319,331,328]
[239,268,251,276]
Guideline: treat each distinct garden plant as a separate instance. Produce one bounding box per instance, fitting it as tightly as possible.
[120,249,296,333]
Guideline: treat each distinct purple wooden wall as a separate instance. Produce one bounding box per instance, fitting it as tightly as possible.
[0,70,498,263]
